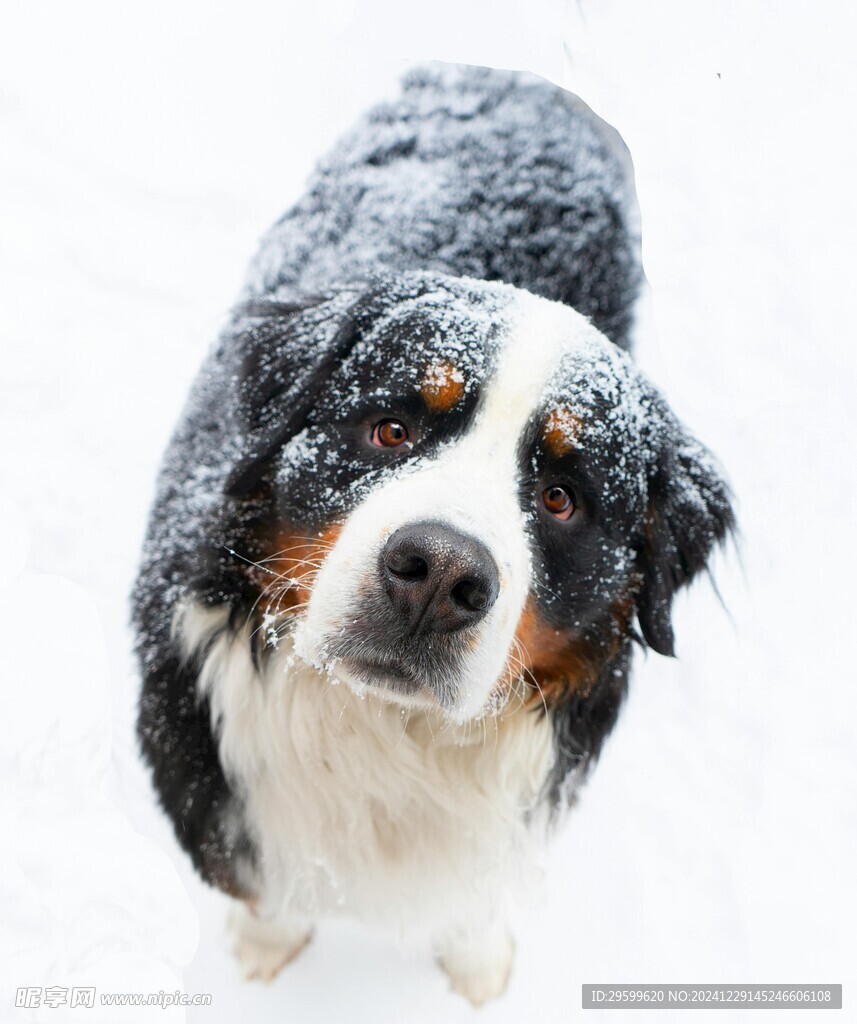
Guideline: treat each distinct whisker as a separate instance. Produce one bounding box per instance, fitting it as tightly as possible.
[255,540,336,563]
[512,634,549,716]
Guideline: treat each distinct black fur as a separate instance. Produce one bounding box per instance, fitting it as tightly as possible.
[548,648,632,806]
[137,647,257,895]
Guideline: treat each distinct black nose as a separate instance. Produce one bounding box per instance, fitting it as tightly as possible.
[381,521,500,635]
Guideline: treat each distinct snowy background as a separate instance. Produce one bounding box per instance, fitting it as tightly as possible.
[2,0,855,1021]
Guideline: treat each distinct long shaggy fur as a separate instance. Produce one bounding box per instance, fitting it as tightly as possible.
[133,63,733,1005]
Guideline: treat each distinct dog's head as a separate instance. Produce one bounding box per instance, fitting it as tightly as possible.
[224,271,733,721]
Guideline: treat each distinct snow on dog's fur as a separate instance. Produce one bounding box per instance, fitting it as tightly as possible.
[295,293,599,722]
[134,63,733,1004]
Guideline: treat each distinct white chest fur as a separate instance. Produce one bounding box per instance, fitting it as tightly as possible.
[178,601,557,938]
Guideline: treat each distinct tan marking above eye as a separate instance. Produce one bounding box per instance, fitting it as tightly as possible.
[543,406,584,457]
[420,360,466,413]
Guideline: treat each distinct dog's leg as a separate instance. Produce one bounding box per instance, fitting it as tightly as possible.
[228,900,314,982]
[434,915,515,1006]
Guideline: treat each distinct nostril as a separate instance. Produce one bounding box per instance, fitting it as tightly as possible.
[386,550,429,582]
[450,577,489,613]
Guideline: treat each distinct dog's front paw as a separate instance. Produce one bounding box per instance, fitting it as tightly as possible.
[437,928,514,1006]
[228,903,314,983]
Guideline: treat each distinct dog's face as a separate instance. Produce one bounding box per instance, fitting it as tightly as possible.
[225,272,732,721]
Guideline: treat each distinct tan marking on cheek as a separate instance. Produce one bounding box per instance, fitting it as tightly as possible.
[503,589,638,709]
[543,406,585,458]
[420,360,465,413]
[250,524,343,622]
[511,600,597,706]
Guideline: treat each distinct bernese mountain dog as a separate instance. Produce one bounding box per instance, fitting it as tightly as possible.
[133,64,734,1004]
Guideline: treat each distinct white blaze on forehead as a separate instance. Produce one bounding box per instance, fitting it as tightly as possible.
[296,288,607,720]
[472,289,598,455]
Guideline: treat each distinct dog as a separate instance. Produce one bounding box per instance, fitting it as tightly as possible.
[133,63,733,1005]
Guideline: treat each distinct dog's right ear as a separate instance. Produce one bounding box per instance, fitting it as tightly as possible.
[223,290,364,499]
[635,420,735,657]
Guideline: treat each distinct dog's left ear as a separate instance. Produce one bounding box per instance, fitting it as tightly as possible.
[636,419,735,656]
[223,289,364,499]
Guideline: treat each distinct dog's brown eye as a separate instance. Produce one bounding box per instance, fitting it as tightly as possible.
[371,419,409,448]
[542,485,575,520]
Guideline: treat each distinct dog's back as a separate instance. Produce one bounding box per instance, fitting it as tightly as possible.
[247,63,641,349]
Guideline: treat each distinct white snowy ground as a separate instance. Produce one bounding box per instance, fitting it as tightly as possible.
[1,1,855,1022]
